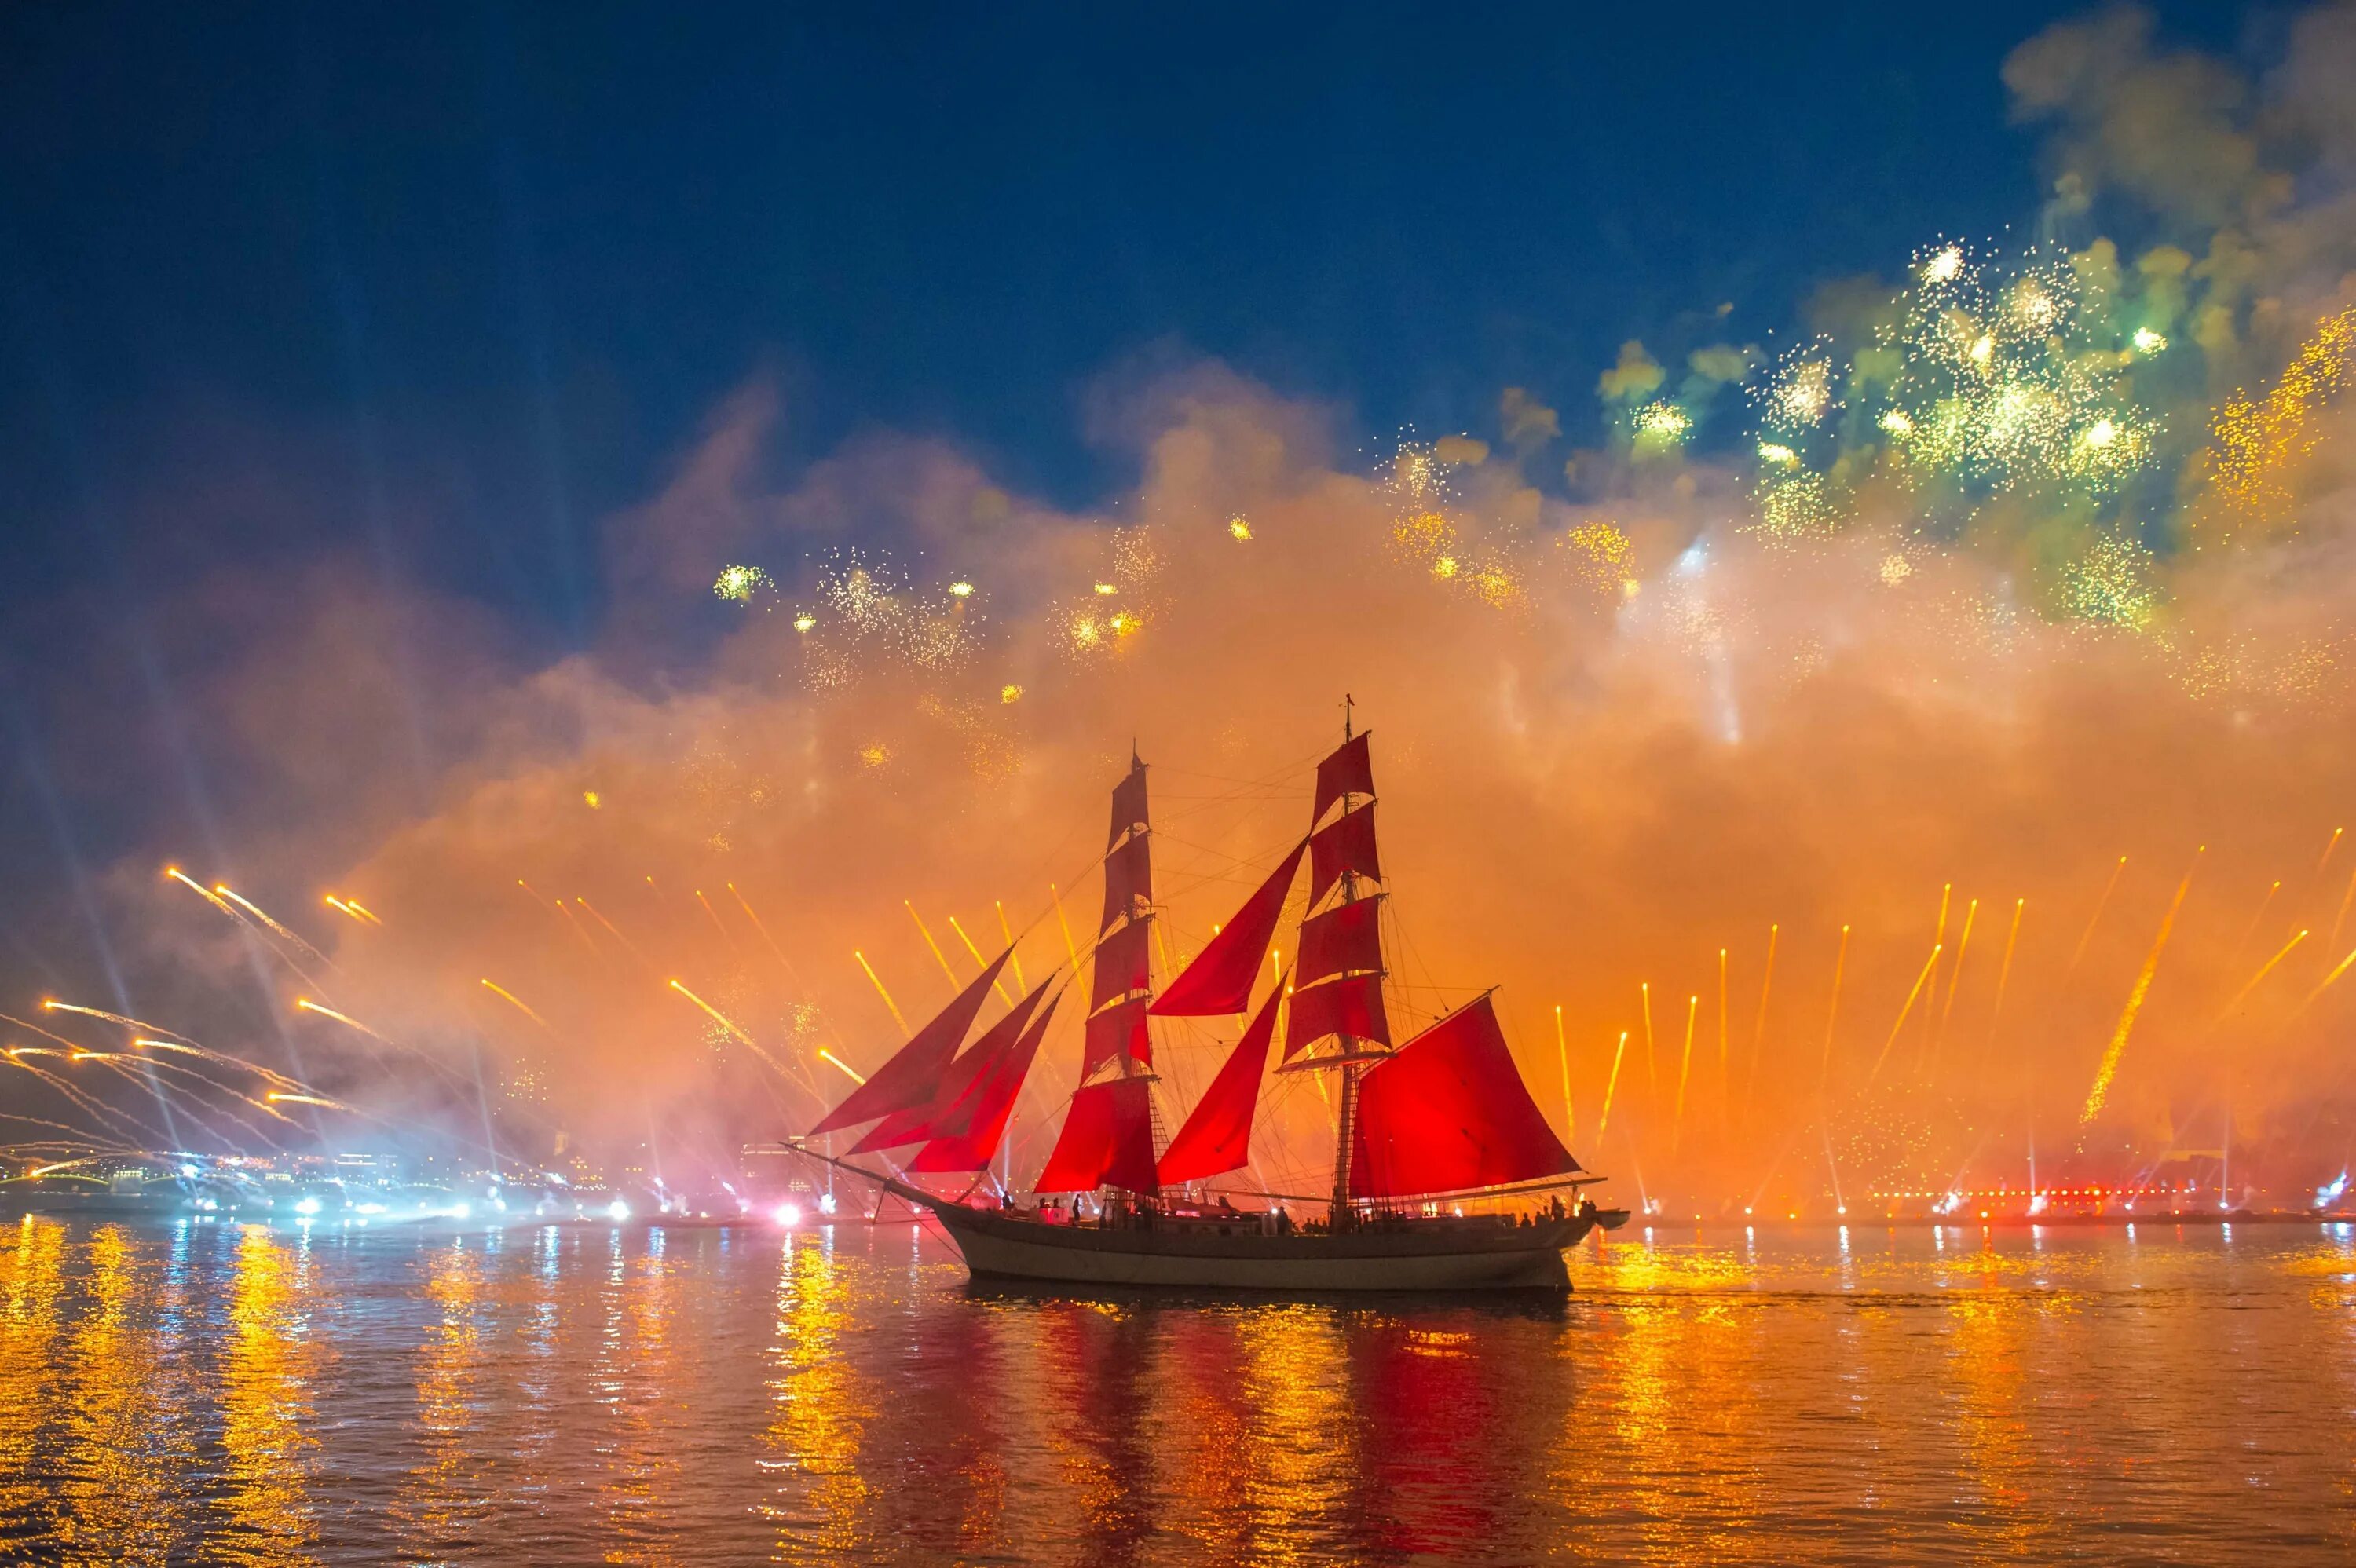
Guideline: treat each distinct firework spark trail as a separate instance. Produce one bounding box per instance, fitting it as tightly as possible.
[1869,944,1944,1083]
[480,979,549,1029]
[529,886,600,956]
[294,999,473,1094]
[75,1056,241,1149]
[0,1111,105,1142]
[728,886,811,992]
[2321,828,2347,875]
[1921,884,1952,1068]
[576,900,660,977]
[2213,930,2308,1019]
[1671,994,1699,1153]
[667,980,807,1087]
[946,915,1015,1005]
[1934,897,1980,1067]
[1746,924,1778,1120]
[1554,1006,1574,1146]
[265,1093,351,1111]
[2223,880,2283,976]
[2069,857,2130,974]
[1819,926,1850,1093]
[294,998,391,1045]
[1596,1031,1630,1143]
[97,1053,293,1140]
[9,1010,103,1051]
[997,903,1027,992]
[2326,869,2356,966]
[129,1039,305,1095]
[2294,945,2356,1014]
[694,891,741,958]
[40,1002,306,1092]
[1714,948,1729,1123]
[1050,885,1081,969]
[905,903,961,991]
[1986,900,2025,1047]
[324,893,379,927]
[4,1050,154,1140]
[168,870,335,993]
[342,900,383,926]
[817,1048,866,1085]
[1640,983,1658,1102]
[853,950,910,1035]
[2081,850,2203,1124]
[214,886,336,969]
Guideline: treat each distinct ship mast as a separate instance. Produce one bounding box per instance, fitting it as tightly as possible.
[1328,696,1385,1226]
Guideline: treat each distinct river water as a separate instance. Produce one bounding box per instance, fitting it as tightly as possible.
[2,1213,2351,1564]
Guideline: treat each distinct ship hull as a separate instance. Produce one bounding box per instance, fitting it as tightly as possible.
[927,1204,1603,1292]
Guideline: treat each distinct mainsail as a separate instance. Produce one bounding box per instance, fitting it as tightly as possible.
[810,944,1014,1135]
[1348,993,1582,1199]
[1156,974,1284,1186]
[1034,1076,1158,1193]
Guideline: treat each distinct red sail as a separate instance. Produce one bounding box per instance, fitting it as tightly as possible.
[1151,838,1308,1017]
[1283,970,1392,1058]
[1297,895,1384,986]
[1308,805,1381,905]
[849,977,1051,1152]
[1099,831,1153,932]
[909,989,1064,1172]
[1091,916,1153,1009]
[1312,730,1375,822]
[1348,994,1582,1200]
[810,945,1013,1134]
[1033,1076,1158,1193]
[1081,993,1152,1077]
[1157,977,1283,1186]
[1109,756,1149,848]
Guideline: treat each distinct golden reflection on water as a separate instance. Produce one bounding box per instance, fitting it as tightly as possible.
[7,1219,2356,1561]
[596,1231,688,1563]
[763,1230,876,1559]
[392,1234,488,1550]
[0,1217,66,1540]
[57,1223,189,1565]
[212,1224,322,1566]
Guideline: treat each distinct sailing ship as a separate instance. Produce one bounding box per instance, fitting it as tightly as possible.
[787,713,1626,1290]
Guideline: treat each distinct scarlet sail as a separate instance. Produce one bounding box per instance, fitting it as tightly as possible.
[1109,755,1149,847]
[1284,970,1391,1057]
[1034,1076,1158,1193]
[851,977,1052,1153]
[909,989,1064,1172]
[810,945,1013,1135]
[1347,994,1581,1199]
[1100,832,1153,931]
[1308,805,1381,905]
[1312,729,1375,821]
[1297,895,1383,985]
[1091,917,1153,1008]
[1081,993,1152,1076]
[1150,838,1307,1017]
[1157,977,1283,1186]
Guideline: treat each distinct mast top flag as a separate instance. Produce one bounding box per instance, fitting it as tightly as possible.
[808,712,1584,1215]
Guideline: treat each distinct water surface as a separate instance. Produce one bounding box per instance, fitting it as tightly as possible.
[2,1214,2351,1564]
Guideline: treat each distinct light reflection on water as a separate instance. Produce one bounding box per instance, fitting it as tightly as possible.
[0,1217,2351,1563]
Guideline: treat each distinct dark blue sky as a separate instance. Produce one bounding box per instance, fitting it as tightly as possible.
[0,1,2248,938]
[1,4,2248,631]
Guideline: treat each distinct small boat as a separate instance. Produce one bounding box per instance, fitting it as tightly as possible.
[783,708,1626,1291]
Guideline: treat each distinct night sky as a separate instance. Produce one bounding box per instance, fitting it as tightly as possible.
[0,2,2253,979]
